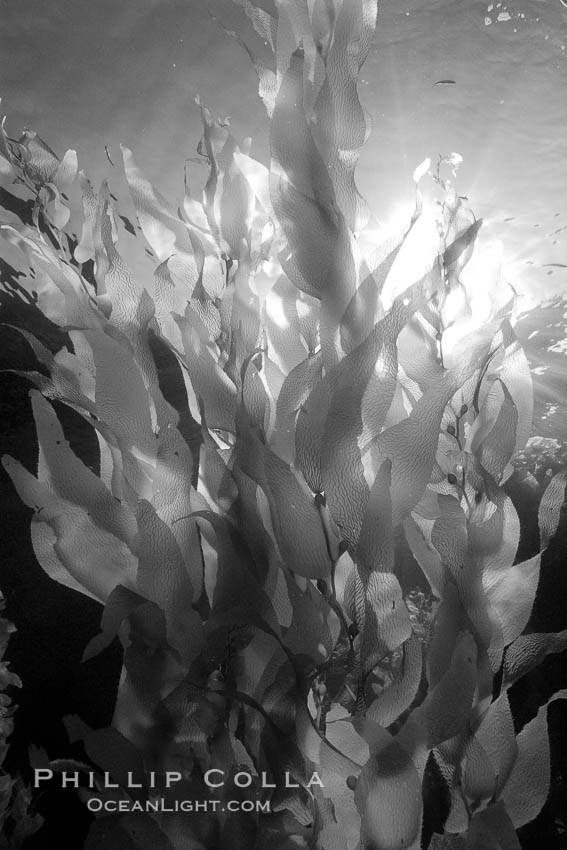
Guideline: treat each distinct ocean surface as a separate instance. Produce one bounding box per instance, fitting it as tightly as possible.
[2,0,565,441]
[0,0,566,436]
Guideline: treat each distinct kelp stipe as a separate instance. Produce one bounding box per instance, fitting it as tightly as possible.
[1,2,566,848]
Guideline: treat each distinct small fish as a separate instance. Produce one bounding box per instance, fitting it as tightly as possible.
[104,145,115,167]
[433,79,456,86]
[543,263,567,268]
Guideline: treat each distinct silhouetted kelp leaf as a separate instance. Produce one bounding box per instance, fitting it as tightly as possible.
[311,0,377,232]
[123,145,198,264]
[198,424,238,515]
[283,578,340,666]
[15,133,77,228]
[424,581,463,688]
[430,495,497,664]
[0,119,16,186]
[500,689,567,828]
[340,195,426,354]
[150,420,205,593]
[176,309,238,432]
[271,0,315,98]
[83,329,157,496]
[241,355,272,433]
[476,473,566,661]
[502,630,567,688]
[1,223,104,328]
[466,802,522,850]
[52,149,78,193]
[403,514,445,599]
[232,149,276,233]
[75,170,104,263]
[197,99,257,259]
[2,391,141,602]
[190,510,282,640]
[274,350,322,463]
[471,379,518,483]
[468,485,520,578]
[295,700,361,778]
[296,274,435,533]
[228,626,295,728]
[321,291,419,545]
[0,155,15,187]
[366,635,422,728]
[234,0,277,51]
[92,184,160,373]
[339,270,380,355]
[235,415,336,578]
[341,459,412,669]
[17,129,60,184]
[38,182,70,230]
[363,379,461,528]
[407,630,478,751]
[375,638,474,842]
[2,326,99,416]
[224,247,262,384]
[462,692,517,804]
[441,190,476,265]
[497,322,533,459]
[398,313,445,392]
[323,707,372,767]
[484,553,540,648]
[349,569,411,675]
[443,217,482,281]
[260,269,311,372]
[363,321,500,526]
[313,793,348,850]
[538,470,567,551]
[355,731,423,850]
[1,454,138,603]
[294,372,331,494]
[270,48,358,362]
[461,736,498,812]
[82,585,151,661]
[130,146,225,297]
[31,389,137,541]
[429,835,466,850]
[457,330,524,468]
[135,500,203,665]
[83,725,148,796]
[228,461,280,575]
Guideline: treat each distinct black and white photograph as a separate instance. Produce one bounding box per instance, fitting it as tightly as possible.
[0,1,566,848]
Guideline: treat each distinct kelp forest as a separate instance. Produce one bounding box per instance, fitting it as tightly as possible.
[0,1,566,849]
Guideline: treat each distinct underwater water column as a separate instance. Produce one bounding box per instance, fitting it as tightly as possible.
[0,1,566,849]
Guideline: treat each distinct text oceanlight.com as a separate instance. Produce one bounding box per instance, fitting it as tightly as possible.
[86,798,272,814]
